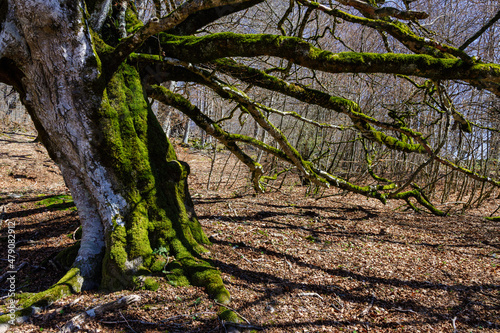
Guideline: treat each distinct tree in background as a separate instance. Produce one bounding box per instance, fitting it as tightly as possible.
[0,0,499,322]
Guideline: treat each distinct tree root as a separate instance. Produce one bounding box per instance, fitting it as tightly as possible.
[0,268,83,324]
[0,248,238,329]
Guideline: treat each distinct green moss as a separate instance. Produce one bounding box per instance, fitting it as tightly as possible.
[124,7,143,35]
[13,293,36,302]
[0,268,83,323]
[218,307,241,323]
[164,262,191,286]
[159,32,477,78]
[390,189,445,216]
[143,277,160,291]
[190,265,230,304]
[149,257,167,272]
[35,195,76,211]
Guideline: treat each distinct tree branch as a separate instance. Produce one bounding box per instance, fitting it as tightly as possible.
[166,0,264,35]
[211,59,500,189]
[147,84,289,192]
[212,59,427,153]
[459,9,500,50]
[335,0,429,20]
[297,0,470,62]
[105,0,260,76]
[87,0,112,31]
[157,33,500,96]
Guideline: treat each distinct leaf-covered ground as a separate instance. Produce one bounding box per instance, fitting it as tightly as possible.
[0,132,499,332]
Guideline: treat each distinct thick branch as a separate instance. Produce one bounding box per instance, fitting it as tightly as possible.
[212,59,427,154]
[166,0,264,35]
[158,33,500,96]
[105,0,259,76]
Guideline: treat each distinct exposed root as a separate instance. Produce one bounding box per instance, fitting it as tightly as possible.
[0,268,83,324]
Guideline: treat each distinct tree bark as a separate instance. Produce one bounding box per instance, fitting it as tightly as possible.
[0,0,228,303]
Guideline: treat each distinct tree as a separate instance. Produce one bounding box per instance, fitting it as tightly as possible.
[0,0,499,322]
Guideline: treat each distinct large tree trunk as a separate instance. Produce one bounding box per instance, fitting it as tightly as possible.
[0,0,228,303]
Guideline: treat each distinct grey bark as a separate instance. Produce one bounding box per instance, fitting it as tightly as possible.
[0,0,127,287]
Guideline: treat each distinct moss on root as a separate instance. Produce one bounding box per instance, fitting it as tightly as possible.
[218,306,242,323]
[0,268,83,324]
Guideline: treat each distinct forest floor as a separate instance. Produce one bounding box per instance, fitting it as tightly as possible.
[0,131,499,333]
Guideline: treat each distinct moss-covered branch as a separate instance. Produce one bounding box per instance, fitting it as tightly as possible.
[148,79,401,204]
[156,32,500,96]
[138,54,500,194]
[147,84,293,192]
[389,186,446,216]
[104,0,261,76]
[212,59,428,154]
[297,0,470,62]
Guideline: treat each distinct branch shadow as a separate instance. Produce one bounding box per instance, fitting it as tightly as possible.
[208,235,499,331]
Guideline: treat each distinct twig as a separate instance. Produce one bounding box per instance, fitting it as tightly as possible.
[72,226,80,240]
[332,297,344,311]
[298,292,324,301]
[48,259,60,271]
[460,9,500,50]
[360,294,375,317]
[391,307,418,314]
[100,319,157,325]
[237,252,252,264]
[226,202,238,216]
[222,320,265,331]
[452,316,457,333]
[161,311,215,322]
[119,310,137,333]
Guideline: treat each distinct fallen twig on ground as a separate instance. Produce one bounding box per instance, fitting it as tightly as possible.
[298,292,324,300]
[59,295,141,333]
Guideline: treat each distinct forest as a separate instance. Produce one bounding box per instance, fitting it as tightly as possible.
[0,0,499,332]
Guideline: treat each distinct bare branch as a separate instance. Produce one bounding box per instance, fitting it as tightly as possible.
[459,9,500,50]
[336,0,429,20]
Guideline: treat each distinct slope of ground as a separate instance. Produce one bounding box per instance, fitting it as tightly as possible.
[0,132,499,333]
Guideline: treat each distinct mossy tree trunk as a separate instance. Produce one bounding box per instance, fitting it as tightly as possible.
[0,0,229,304]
